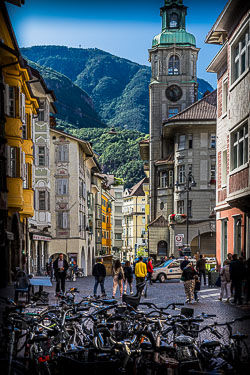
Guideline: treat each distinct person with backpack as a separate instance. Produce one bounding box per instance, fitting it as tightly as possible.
[92,257,106,298]
[219,259,231,302]
[123,261,133,295]
[147,257,153,285]
[181,262,196,304]
[112,259,124,298]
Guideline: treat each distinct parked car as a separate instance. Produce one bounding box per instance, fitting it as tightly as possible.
[152,258,197,283]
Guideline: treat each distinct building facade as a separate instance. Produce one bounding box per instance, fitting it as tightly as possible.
[149,0,199,226]
[0,1,39,285]
[206,0,250,264]
[101,189,113,255]
[49,128,96,275]
[144,0,217,259]
[110,180,124,258]
[122,178,148,261]
[28,68,56,275]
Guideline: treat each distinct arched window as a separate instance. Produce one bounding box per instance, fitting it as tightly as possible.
[168,55,180,75]
[170,13,178,28]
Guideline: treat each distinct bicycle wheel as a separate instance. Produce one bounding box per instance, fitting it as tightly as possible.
[0,359,33,375]
[234,340,250,363]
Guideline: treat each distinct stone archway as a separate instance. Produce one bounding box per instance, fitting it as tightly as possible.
[157,240,168,257]
[191,232,216,257]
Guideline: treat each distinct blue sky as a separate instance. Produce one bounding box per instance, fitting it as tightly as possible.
[7,0,227,87]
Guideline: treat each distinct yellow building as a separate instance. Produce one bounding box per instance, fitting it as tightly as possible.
[0,1,39,284]
[122,178,149,261]
[101,190,113,255]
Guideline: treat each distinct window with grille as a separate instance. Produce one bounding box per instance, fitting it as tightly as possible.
[160,171,167,188]
[178,135,186,150]
[56,178,68,195]
[9,86,15,117]
[57,211,69,229]
[58,144,69,162]
[231,123,248,170]
[232,27,249,83]
[115,233,122,240]
[177,200,184,214]
[168,55,180,75]
[22,114,28,139]
[178,165,185,184]
[39,191,46,210]
[9,146,17,177]
[38,100,45,121]
[38,146,45,166]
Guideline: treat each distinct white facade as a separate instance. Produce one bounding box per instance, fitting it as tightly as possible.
[28,73,56,275]
[49,128,96,275]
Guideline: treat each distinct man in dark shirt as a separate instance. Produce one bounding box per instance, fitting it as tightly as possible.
[196,255,207,286]
[92,257,106,297]
[181,256,190,271]
[230,254,244,305]
[53,253,69,295]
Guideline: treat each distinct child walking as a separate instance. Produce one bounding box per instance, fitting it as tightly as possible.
[194,275,201,302]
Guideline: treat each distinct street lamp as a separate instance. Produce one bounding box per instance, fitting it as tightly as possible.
[175,172,196,248]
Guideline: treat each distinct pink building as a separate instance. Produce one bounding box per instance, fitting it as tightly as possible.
[206,0,250,265]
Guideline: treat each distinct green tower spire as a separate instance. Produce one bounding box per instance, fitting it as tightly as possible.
[152,0,196,48]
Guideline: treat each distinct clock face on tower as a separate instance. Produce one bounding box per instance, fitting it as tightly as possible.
[165,85,182,102]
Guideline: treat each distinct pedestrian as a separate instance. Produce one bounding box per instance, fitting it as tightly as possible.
[135,256,147,285]
[181,262,196,304]
[53,253,69,295]
[229,254,244,305]
[112,259,124,298]
[92,257,106,298]
[227,253,232,262]
[147,257,153,285]
[245,258,250,305]
[219,259,231,302]
[124,260,133,295]
[194,275,201,302]
[180,256,190,271]
[196,254,207,286]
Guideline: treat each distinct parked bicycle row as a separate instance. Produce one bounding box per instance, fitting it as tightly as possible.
[0,282,249,375]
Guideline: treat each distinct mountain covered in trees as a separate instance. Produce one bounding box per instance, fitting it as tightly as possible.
[21,46,213,133]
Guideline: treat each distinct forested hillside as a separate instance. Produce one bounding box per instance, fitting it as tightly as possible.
[22,46,213,133]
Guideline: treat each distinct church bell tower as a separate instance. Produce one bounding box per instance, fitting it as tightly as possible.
[148,0,199,225]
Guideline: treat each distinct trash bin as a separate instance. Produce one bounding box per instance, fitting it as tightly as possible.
[208,271,219,287]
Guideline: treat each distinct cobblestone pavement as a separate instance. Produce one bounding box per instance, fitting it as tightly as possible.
[1,275,250,345]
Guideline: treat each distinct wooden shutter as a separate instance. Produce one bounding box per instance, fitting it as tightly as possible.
[21,151,26,181]
[16,86,21,118]
[57,179,61,195]
[4,84,9,115]
[6,145,11,176]
[21,93,25,123]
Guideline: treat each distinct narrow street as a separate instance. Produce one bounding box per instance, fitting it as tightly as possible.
[45,276,250,334]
